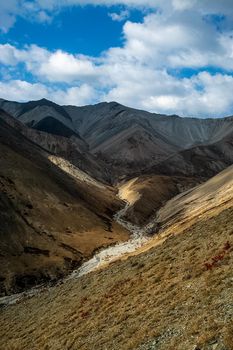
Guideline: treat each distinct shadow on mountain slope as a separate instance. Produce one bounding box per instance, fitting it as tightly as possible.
[0,115,128,295]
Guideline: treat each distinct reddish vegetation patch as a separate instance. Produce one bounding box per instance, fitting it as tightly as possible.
[204,241,231,270]
[80,310,90,319]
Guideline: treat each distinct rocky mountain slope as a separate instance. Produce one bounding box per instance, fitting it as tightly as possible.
[142,135,233,180]
[1,98,233,180]
[1,162,233,350]
[0,108,110,182]
[117,175,200,226]
[0,110,129,295]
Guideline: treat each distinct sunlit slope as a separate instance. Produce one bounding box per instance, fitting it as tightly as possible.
[117,175,200,225]
[1,166,233,349]
[155,163,233,235]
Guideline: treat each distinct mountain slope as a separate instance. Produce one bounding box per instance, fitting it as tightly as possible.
[2,98,233,179]
[0,98,73,128]
[32,116,78,138]
[0,113,129,295]
[0,109,110,182]
[140,142,233,180]
[1,165,233,350]
[155,163,233,234]
[117,175,200,226]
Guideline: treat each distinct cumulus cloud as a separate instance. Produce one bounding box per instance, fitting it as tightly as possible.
[1,0,233,116]
[0,80,49,101]
[0,80,98,106]
[0,44,100,83]
[52,84,100,105]
[139,73,233,117]
[38,51,99,83]
[0,1,53,33]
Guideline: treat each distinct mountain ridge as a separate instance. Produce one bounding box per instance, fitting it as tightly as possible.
[3,96,233,183]
[2,97,233,181]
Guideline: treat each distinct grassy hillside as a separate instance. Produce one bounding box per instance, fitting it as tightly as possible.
[1,180,232,349]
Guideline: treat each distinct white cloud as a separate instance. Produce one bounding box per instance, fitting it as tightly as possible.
[140,73,233,117]
[0,80,49,101]
[0,1,20,33]
[1,1,233,117]
[2,47,233,117]
[38,50,99,82]
[0,80,98,106]
[0,44,100,83]
[0,44,19,65]
[108,9,129,22]
[2,0,233,33]
[52,84,99,105]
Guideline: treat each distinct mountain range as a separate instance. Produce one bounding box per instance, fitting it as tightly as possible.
[0,97,233,349]
[1,97,233,293]
[1,97,233,182]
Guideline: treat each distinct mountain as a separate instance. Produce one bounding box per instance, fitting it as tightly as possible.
[0,108,110,183]
[155,162,233,233]
[1,98,233,181]
[0,110,129,295]
[0,98,73,129]
[138,141,233,181]
[1,98,233,293]
[0,97,233,349]
[1,163,232,350]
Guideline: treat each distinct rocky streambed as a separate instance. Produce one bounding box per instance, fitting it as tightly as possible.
[0,200,156,306]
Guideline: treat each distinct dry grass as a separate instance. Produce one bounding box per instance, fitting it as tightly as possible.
[1,202,233,350]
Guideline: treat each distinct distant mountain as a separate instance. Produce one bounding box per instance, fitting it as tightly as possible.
[1,98,233,181]
[140,139,233,180]
[64,101,233,178]
[0,108,111,183]
[0,97,72,124]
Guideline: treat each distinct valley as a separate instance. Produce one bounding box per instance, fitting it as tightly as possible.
[1,164,233,350]
[0,98,233,349]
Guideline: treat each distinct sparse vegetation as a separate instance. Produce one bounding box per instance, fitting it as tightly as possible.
[0,203,233,349]
[204,241,232,270]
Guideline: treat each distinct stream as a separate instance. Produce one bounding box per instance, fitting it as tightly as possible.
[68,202,153,279]
[0,201,154,306]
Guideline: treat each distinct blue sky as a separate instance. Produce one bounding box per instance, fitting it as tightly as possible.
[1,6,144,56]
[1,1,233,117]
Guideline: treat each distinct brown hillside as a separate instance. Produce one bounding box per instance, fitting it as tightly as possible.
[0,166,233,349]
[0,116,128,295]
